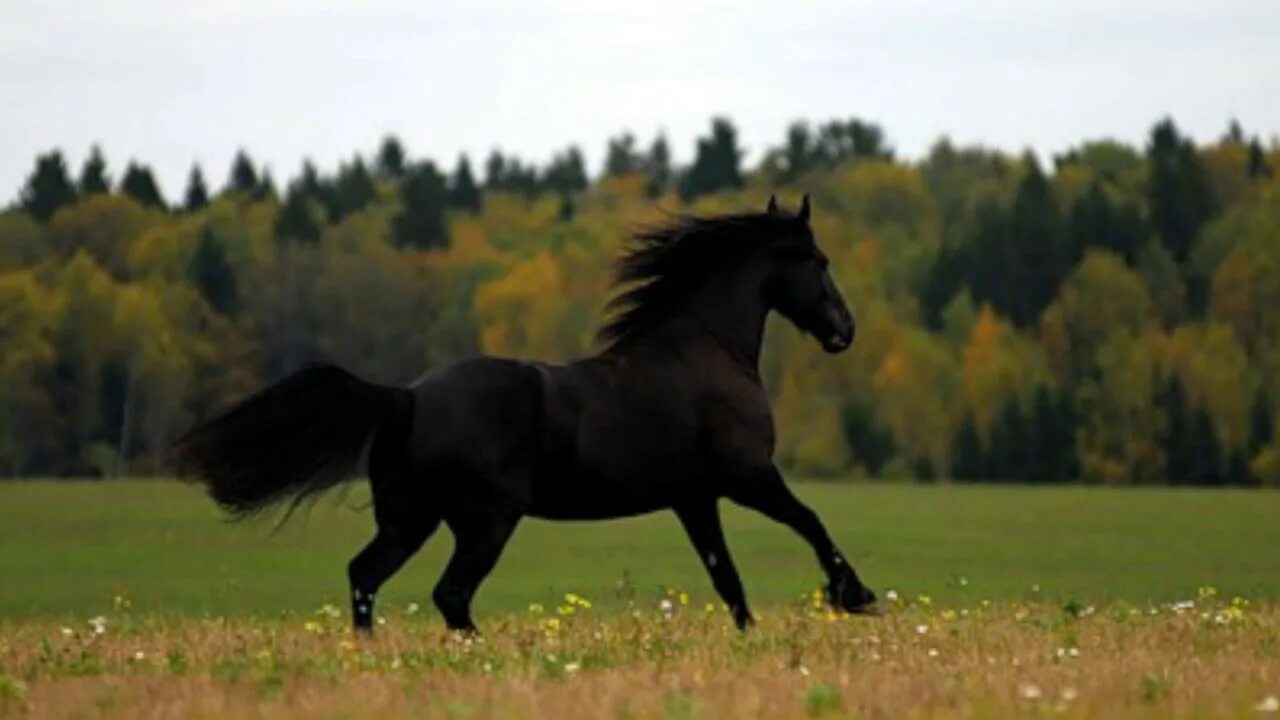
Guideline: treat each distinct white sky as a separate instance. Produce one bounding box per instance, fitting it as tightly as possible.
[3,0,1278,200]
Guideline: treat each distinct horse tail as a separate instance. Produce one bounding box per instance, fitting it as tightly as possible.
[169,363,414,520]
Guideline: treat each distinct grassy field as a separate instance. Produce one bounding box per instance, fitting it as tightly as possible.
[0,480,1277,619]
[1,480,1279,718]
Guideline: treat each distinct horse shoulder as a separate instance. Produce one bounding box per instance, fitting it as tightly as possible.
[693,356,776,475]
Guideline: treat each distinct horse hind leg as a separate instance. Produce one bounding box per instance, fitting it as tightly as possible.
[348,520,437,634]
[432,513,520,633]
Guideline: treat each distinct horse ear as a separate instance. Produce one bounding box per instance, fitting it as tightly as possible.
[766,194,779,214]
[798,193,811,222]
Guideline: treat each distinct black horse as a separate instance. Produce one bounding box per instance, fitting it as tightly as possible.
[171,194,877,633]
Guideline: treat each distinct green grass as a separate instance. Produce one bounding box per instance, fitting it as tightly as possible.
[0,480,1277,619]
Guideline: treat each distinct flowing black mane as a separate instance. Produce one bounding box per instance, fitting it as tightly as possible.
[597,211,792,350]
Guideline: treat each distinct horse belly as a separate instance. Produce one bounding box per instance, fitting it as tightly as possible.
[528,433,693,520]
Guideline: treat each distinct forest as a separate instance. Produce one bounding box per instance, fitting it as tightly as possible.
[1,116,1277,485]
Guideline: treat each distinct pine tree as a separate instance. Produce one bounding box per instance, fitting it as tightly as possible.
[950,411,985,481]
[779,122,815,182]
[1147,118,1216,263]
[275,181,321,244]
[484,151,507,190]
[678,117,743,201]
[332,156,377,220]
[225,150,260,196]
[1161,376,1192,485]
[375,135,408,179]
[255,169,277,201]
[119,162,166,210]
[543,146,588,197]
[840,400,896,476]
[392,162,448,250]
[1187,408,1223,485]
[1249,387,1274,455]
[20,150,78,221]
[183,164,210,212]
[1031,385,1077,482]
[1247,138,1272,179]
[188,227,238,315]
[603,133,640,177]
[1068,181,1146,265]
[78,145,110,196]
[644,134,672,198]
[989,399,1031,481]
[448,155,482,213]
[1007,153,1067,326]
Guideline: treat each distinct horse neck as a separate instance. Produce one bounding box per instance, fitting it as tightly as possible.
[681,265,770,370]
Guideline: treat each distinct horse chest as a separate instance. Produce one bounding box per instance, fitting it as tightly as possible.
[703,385,775,470]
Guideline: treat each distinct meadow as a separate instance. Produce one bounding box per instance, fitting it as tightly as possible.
[1,481,1278,718]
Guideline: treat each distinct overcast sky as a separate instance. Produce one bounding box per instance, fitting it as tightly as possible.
[4,0,1278,200]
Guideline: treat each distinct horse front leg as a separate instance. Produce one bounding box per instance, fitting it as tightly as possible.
[673,501,754,629]
[726,467,877,614]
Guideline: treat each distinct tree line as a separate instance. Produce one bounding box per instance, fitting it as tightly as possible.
[2,116,1277,485]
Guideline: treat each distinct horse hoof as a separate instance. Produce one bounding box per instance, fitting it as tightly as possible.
[850,601,883,616]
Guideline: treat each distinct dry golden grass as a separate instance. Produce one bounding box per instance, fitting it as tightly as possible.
[2,591,1278,719]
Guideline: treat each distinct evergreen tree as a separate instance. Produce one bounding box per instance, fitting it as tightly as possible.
[275,181,322,244]
[920,245,969,330]
[375,135,408,179]
[989,399,1031,481]
[950,411,985,481]
[603,133,641,177]
[543,146,588,197]
[392,162,449,250]
[1031,385,1077,481]
[644,134,672,198]
[447,155,482,213]
[20,150,78,221]
[1147,118,1216,262]
[814,118,892,165]
[296,160,323,197]
[1161,376,1192,485]
[678,117,743,201]
[840,400,896,476]
[188,227,238,315]
[779,122,815,182]
[119,162,166,210]
[1247,138,1272,179]
[502,157,540,198]
[1068,181,1147,265]
[256,169,277,201]
[225,150,260,196]
[1249,387,1274,455]
[183,164,210,212]
[1007,154,1067,326]
[1186,408,1223,485]
[964,197,1012,321]
[77,145,110,196]
[557,194,576,222]
[1226,452,1250,486]
[1223,118,1245,145]
[484,150,507,190]
[332,156,377,220]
